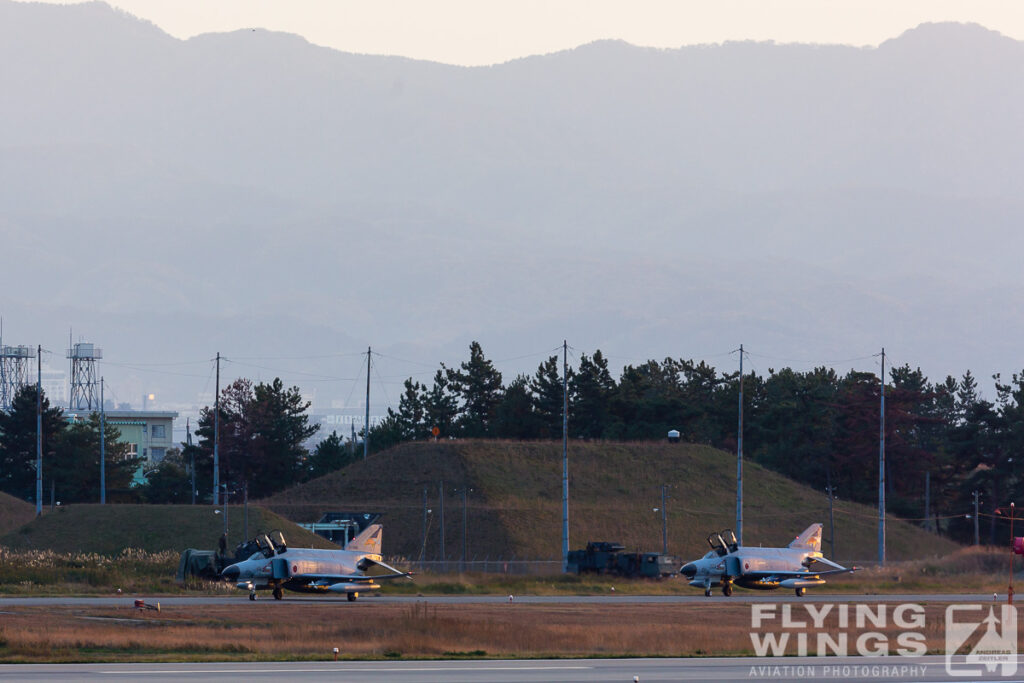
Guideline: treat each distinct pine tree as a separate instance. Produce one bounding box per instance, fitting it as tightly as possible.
[395,378,426,439]
[51,412,136,503]
[571,350,615,439]
[495,375,540,438]
[306,430,357,477]
[530,356,570,439]
[446,342,503,437]
[0,385,65,501]
[422,369,459,438]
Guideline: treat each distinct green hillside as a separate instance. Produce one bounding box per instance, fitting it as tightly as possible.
[0,491,34,536]
[263,440,959,563]
[0,504,337,555]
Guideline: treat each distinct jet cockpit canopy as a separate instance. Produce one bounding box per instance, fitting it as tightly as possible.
[720,528,739,552]
[269,530,287,553]
[706,532,728,557]
[255,534,276,558]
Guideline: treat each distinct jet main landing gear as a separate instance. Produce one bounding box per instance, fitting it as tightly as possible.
[273,586,284,600]
[347,592,358,602]
[722,583,733,597]
[795,587,806,597]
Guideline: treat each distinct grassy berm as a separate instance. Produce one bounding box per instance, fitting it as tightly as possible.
[0,504,336,555]
[263,440,959,563]
[0,491,34,536]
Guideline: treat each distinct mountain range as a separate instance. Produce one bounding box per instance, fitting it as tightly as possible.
[1,1,1022,414]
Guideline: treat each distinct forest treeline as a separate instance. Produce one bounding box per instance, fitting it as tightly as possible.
[2,340,1020,546]
[369,342,1024,545]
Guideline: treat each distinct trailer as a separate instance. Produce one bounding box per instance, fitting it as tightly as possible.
[567,541,678,578]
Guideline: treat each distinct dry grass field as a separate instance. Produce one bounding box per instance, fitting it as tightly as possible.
[0,547,1019,662]
[0,600,1015,663]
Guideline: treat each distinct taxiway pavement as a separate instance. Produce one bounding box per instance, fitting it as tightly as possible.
[0,656,1020,682]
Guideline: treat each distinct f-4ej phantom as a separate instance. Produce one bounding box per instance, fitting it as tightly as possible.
[221,524,412,601]
[679,524,858,597]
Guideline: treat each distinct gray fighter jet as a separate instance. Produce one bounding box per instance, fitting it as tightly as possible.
[221,524,411,601]
[679,524,858,597]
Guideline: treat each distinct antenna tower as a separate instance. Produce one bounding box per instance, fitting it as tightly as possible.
[67,342,103,411]
[0,345,34,411]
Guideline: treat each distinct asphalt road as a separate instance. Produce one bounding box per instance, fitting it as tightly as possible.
[0,592,1012,607]
[0,656,1021,682]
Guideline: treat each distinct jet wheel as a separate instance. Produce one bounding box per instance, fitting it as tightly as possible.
[722,583,733,597]
[347,592,358,602]
[705,588,712,597]
[795,587,806,597]
[273,587,283,600]
[249,593,256,601]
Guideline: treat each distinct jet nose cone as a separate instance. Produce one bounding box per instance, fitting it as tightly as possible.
[221,565,240,581]
[680,563,697,578]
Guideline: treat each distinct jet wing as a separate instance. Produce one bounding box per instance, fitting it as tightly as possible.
[292,559,413,584]
[808,556,847,571]
[360,558,414,579]
[747,566,860,581]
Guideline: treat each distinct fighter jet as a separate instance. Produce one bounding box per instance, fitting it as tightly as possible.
[679,524,858,597]
[221,524,412,601]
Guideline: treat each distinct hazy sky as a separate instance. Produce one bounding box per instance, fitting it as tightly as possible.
[46,0,1024,65]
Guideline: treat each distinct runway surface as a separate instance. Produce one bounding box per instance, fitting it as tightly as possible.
[0,592,1010,607]
[0,656,1021,682]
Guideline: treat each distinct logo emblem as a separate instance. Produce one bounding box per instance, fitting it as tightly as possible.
[946,605,1017,676]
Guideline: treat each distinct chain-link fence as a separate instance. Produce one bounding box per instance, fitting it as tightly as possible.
[410,559,561,575]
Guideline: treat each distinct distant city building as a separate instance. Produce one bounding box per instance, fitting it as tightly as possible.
[39,364,68,407]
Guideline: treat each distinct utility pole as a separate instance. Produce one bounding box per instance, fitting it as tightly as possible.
[243,482,248,541]
[461,487,468,573]
[187,418,195,505]
[825,479,836,558]
[661,484,668,554]
[737,343,744,545]
[973,490,980,546]
[213,352,220,507]
[439,480,446,570]
[878,347,886,566]
[35,344,42,517]
[562,339,569,573]
[924,471,931,533]
[364,346,371,460]
[421,487,428,570]
[100,377,105,504]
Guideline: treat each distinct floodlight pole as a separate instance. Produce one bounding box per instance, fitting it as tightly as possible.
[661,484,668,554]
[461,487,468,573]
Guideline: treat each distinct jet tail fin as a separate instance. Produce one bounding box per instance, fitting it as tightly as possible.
[788,523,823,552]
[346,524,383,554]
